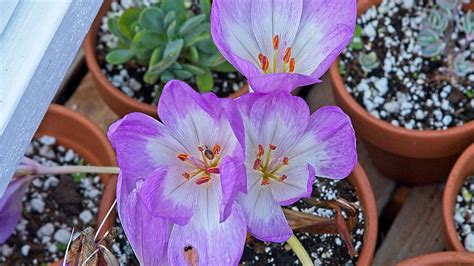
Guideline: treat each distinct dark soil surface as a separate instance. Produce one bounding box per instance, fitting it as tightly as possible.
[0,136,104,265]
[454,175,474,251]
[240,178,365,265]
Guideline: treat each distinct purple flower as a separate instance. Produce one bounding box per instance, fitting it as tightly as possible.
[211,0,356,93]
[108,80,248,265]
[0,158,38,244]
[236,93,357,242]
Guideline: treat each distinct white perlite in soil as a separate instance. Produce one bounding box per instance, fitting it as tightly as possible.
[96,0,245,104]
[454,175,474,251]
[340,0,473,130]
[0,136,104,264]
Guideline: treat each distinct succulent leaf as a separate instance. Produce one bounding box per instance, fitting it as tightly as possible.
[200,0,211,18]
[358,52,380,73]
[420,40,447,57]
[161,0,186,24]
[106,49,135,64]
[149,47,163,68]
[107,18,130,45]
[139,7,165,33]
[211,61,236,73]
[196,68,214,92]
[462,11,474,38]
[179,14,207,35]
[183,64,206,75]
[425,9,449,33]
[436,0,460,10]
[118,7,142,39]
[453,53,474,76]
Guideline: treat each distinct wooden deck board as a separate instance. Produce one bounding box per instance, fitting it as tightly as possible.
[373,184,446,265]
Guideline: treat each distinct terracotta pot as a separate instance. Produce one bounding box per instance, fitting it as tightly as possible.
[347,164,378,266]
[35,105,117,265]
[463,0,474,11]
[84,0,249,119]
[443,144,474,252]
[397,251,474,266]
[329,0,474,185]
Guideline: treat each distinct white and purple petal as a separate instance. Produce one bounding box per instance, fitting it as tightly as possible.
[271,164,315,206]
[292,106,357,179]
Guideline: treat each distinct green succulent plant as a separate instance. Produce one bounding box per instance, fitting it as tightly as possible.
[105,0,235,92]
[358,52,379,73]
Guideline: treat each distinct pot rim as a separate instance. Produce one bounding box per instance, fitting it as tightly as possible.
[396,251,474,265]
[84,0,248,117]
[442,144,474,252]
[36,104,117,241]
[348,164,378,266]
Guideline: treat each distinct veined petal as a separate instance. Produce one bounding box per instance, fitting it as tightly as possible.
[292,0,356,76]
[0,176,33,244]
[219,156,247,222]
[117,174,170,265]
[292,106,357,179]
[248,72,321,94]
[167,184,247,265]
[250,0,303,64]
[249,93,310,156]
[211,0,262,79]
[271,164,315,206]
[139,167,198,225]
[239,173,292,243]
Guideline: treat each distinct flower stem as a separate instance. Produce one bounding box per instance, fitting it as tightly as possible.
[15,165,120,177]
[286,234,313,266]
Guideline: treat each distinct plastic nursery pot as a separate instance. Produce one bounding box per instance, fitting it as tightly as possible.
[84,0,249,119]
[36,105,117,252]
[346,164,378,266]
[443,144,474,252]
[397,251,474,266]
[329,0,474,185]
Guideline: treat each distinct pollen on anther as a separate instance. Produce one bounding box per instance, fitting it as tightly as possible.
[289,58,296,73]
[279,175,287,182]
[282,157,289,165]
[182,172,191,180]
[212,144,221,155]
[195,176,211,185]
[261,178,270,186]
[273,35,279,50]
[259,53,269,72]
[284,48,292,63]
[208,167,220,174]
[253,159,262,170]
[269,144,277,150]
[177,153,188,161]
[258,145,264,157]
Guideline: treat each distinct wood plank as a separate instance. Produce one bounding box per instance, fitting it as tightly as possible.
[54,48,86,103]
[304,73,396,215]
[373,184,445,265]
[65,73,118,132]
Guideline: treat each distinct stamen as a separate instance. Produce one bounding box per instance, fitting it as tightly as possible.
[177,153,188,161]
[253,159,262,170]
[207,167,220,174]
[273,35,279,50]
[258,145,265,157]
[182,172,191,180]
[279,175,287,182]
[269,144,277,150]
[289,58,296,73]
[198,146,205,152]
[259,53,269,72]
[282,157,289,165]
[195,176,211,185]
[284,48,292,63]
[212,144,221,155]
[261,178,270,186]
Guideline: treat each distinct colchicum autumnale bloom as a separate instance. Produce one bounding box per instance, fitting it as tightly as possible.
[211,0,356,93]
[236,92,357,242]
[108,80,248,265]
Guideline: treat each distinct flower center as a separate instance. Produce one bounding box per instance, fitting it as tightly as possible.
[253,144,289,186]
[257,34,296,74]
[177,144,222,186]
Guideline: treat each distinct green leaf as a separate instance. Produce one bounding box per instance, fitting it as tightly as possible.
[139,7,165,33]
[132,30,162,51]
[201,53,226,67]
[162,0,186,24]
[183,64,206,75]
[107,18,130,45]
[72,159,85,183]
[355,25,363,38]
[179,14,206,35]
[200,0,211,18]
[210,61,236,73]
[186,46,200,62]
[118,7,142,39]
[160,70,176,83]
[164,11,176,29]
[167,20,177,37]
[149,47,163,67]
[173,69,194,80]
[195,38,218,54]
[106,49,135,64]
[143,39,184,84]
[196,69,214,92]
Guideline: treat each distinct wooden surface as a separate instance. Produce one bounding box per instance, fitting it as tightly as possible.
[62,71,452,266]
